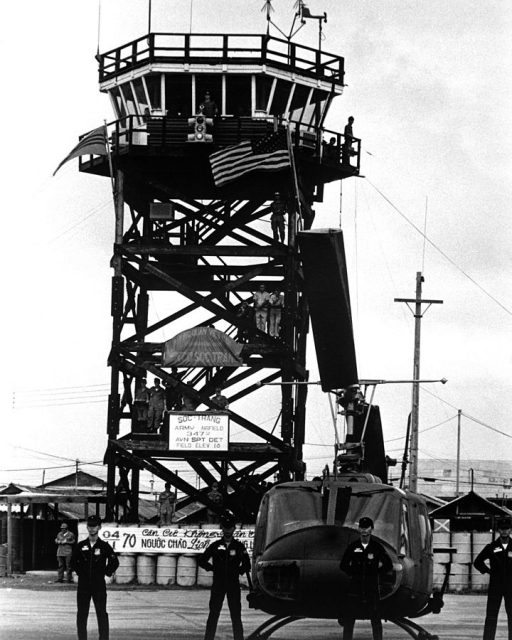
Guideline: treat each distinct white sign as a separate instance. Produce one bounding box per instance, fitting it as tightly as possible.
[99,526,254,554]
[168,412,229,451]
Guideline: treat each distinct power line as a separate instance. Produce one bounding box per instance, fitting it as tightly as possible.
[367,179,512,317]
[14,384,109,396]
[47,199,111,245]
[385,414,458,443]
[5,444,79,463]
[0,460,103,473]
[14,398,108,409]
[461,411,512,439]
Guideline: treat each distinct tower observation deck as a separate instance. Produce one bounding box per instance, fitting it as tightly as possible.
[79,31,361,523]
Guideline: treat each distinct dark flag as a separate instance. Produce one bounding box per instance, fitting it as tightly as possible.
[209,130,290,187]
[53,126,108,176]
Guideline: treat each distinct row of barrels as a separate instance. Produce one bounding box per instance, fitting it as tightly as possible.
[433,531,491,592]
[103,553,250,587]
[106,531,492,591]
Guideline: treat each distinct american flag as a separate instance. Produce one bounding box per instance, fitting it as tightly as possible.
[209,130,290,187]
[53,125,108,176]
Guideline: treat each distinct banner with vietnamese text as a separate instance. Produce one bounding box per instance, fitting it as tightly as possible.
[99,526,254,554]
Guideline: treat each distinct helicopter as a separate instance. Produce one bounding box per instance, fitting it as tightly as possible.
[246,229,448,640]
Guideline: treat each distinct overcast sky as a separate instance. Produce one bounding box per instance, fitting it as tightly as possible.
[1,0,511,493]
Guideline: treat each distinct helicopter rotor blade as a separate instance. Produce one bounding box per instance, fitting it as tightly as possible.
[298,229,358,391]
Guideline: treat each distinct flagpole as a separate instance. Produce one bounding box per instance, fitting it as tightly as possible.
[103,120,116,205]
[286,124,303,240]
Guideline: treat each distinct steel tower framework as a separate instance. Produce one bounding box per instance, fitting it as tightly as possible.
[79,32,360,522]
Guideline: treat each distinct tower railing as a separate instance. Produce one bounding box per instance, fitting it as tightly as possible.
[98,33,345,86]
[78,115,361,175]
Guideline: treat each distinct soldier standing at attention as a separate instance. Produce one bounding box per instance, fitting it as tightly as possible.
[159,482,177,525]
[339,516,392,640]
[147,377,166,432]
[474,516,512,640]
[252,284,270,333]
[133,376,150,431]
[70,515,119,640]
[55,522,76,583]
[198,511,251,640]
[270,191,287,243]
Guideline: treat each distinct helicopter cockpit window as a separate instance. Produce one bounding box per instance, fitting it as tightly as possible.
[265,487,323,546]
[342,491,401,550]
[264,486,401,551]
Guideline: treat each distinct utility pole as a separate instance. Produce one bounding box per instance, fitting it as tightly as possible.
[456,409,462,496]
[395,272,443,492]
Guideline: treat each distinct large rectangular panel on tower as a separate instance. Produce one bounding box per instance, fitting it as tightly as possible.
[298,229,358,391]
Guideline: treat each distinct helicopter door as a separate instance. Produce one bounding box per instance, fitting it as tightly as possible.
[401,500,433,597]
[416,502,434,594]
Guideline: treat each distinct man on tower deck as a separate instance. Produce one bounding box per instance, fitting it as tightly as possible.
[342,116,355,164]
[147,377,166,432]
[198,91,219,118]
[339,516,392,640]
[268,289,284,338]
[133,376,150,431]
[270,191,287,243]
[212,386,229,411]
[474,516,512,640]
[198,510,251,640]
[70,515,119,640]
[252,284,270,333]
[235,300,255,343]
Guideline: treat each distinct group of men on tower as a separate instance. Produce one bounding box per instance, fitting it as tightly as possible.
[131,375,230,434]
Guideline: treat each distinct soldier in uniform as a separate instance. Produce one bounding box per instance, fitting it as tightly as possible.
[133,376,150,432]
[339,516,392,640]
[474,516,512,640]
[212,387,229,411]
[70,515,119,640]
[270,191,287,243]
[198,510,251,640]
[159,482,177,525]
[55,522,76,583]
[206,481,225,525]
[147,377,166,432]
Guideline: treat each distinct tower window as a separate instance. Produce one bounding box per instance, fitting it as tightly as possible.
[225,75,251,116]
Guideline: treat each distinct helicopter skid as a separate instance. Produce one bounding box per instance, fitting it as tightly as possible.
[246,614,439,640]
[388,617,439,640]
[246,615,305,640]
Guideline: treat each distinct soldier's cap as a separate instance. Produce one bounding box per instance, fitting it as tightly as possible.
[60,523,68,529]
[358,516,374,529]
[220,511,236,528]
[86,515,102,527]
[497,517,512,529]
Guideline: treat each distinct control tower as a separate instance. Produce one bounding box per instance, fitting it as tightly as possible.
[79,31,360,522]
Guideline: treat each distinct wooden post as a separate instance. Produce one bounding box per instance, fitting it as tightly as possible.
[6,503,12,576]
[456,409,462,496]
[31,505,37,570]
[395,273,443,492]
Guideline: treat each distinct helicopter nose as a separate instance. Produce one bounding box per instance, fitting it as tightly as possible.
[255,525,400,614]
